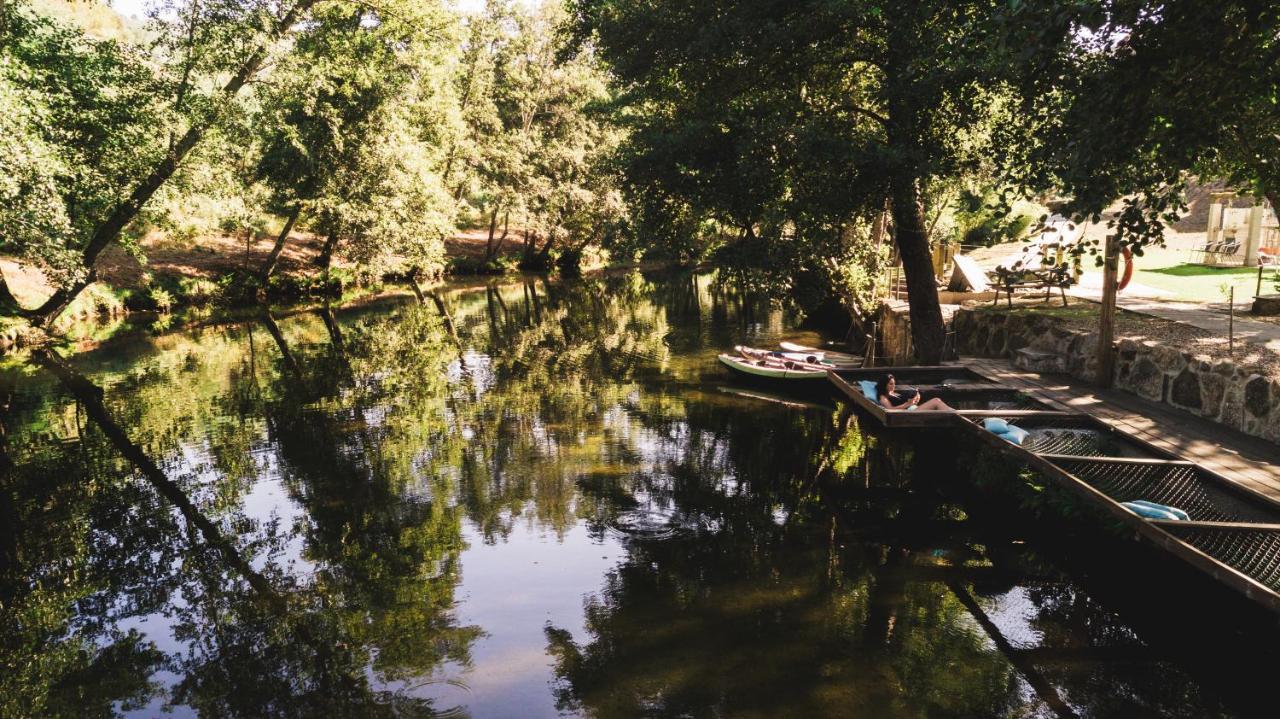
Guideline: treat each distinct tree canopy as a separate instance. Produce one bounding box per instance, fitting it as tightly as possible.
[0,0,1276,360]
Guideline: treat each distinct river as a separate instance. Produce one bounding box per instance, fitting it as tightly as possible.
[0,271,1262,717]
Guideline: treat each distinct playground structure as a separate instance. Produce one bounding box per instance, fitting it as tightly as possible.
[1196,192,1279,267]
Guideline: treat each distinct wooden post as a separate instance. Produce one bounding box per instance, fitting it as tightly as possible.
[1096,233,1119,388]
[1228,286,1235,356]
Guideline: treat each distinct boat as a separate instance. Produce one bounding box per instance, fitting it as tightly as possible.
[827,365,1060,427]
[778,341,862,367]
[717,353,829,381]
[735,345,837,368]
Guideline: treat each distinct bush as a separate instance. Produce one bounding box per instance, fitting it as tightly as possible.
[216,271,263,303]
[148,286,174,313]
[447,256,511,275]
[57,283,126,323]
[176,277,221,305]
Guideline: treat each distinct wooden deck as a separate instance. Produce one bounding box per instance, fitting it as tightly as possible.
[964,357,1280,503]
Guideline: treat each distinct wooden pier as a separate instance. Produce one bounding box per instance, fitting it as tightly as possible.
[963,357,1280,503]
[830,356,1280,614]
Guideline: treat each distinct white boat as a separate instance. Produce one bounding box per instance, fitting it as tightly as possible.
[735,345,835,368]
[777,341,861,367]
[717,353,830,380]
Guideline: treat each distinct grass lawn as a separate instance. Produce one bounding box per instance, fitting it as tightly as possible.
[1129,246,1280,302]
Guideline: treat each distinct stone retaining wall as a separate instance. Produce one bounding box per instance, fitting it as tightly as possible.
[876,301,915,364]
[951,307,1280,443]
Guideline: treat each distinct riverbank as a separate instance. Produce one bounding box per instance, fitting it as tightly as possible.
[0,226,641,355]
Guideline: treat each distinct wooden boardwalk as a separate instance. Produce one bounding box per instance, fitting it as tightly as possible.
[964,357,1280,502]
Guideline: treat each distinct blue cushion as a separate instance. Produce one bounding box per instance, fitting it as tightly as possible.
[983,418,1010,433]
[1000,426,1029,445]
[1129,500,1189,521]
[1121,502,1181,521]
[858,380,878,401]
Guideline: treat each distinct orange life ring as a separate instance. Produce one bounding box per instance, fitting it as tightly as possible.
[1116,246,1134,291]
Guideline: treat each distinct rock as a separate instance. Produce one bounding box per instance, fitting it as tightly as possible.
[972,325,990,355]
[1151,344,1188,374]
[1266,402,1280,443]
[1221,387,1244,430]
[1119,340,1138,361]
[1251,294,1280,315]
[1200,372,1227,417]
[1126,357,1164,401]
[1244,374,1271,418]
[988,326,1007,355]
[1170,369,1203,410]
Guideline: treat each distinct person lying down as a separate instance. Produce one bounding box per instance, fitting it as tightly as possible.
[876,374,954,411]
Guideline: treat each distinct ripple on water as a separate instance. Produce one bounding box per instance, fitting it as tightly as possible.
[605,506,687,541]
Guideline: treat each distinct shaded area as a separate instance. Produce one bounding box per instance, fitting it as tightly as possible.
[0,271,1263,717]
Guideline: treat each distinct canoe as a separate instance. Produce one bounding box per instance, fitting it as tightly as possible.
[778,341,861,367]
[735,345,836,368]
[717,353,830,380]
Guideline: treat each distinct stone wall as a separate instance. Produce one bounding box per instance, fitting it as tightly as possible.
[876,300,915,364]
[951,307,1280,443]
[875,300,962,364]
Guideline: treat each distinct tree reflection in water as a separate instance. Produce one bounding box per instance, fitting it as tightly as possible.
[0,272,1253,717]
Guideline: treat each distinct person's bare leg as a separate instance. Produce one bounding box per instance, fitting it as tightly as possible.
[920,397,953,411]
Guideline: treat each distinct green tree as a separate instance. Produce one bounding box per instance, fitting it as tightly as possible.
[0,2,161,296]
[1012,2,1280,248]
[254,0,457,282]
[0,0,322,326]
[572,0,1072,361]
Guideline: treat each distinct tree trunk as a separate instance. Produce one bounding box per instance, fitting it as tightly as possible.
[407,274,427,304]
[522,231,538,264]
[484,206,500,261]
[30,0,318,328]
[537,231,557,262]
[317,232,339,271]
[889,174,946,363]
[259,309,302,385]
[317,303,345,356]
[260,205,303,283]
[427,290,459,342]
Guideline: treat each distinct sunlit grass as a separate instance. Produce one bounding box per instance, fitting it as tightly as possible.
[1130,247,1277,302]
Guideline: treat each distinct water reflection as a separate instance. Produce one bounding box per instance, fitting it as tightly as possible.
[0,272,1258,717]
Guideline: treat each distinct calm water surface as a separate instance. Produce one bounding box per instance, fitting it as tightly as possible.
[0,273,1263,717]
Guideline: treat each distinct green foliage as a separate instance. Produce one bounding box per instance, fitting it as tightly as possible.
[176,277,221,306]
[571,0,1065,332]
[448,255,513,276]
[0,1,163,286]
[65,283,124,318]
[147,286,174,314]
[1007,2,1280,253]
[952,189,1035,248]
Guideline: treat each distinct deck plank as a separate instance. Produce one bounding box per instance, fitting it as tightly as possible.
[963,357,1280,502]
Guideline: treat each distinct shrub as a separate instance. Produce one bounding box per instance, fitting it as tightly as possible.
[58,283,126,323]
[177,277,221,305]
[447,256,510,275]
[148,286,174,313]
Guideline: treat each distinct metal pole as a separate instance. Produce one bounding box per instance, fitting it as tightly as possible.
[1258,264,1265,299]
